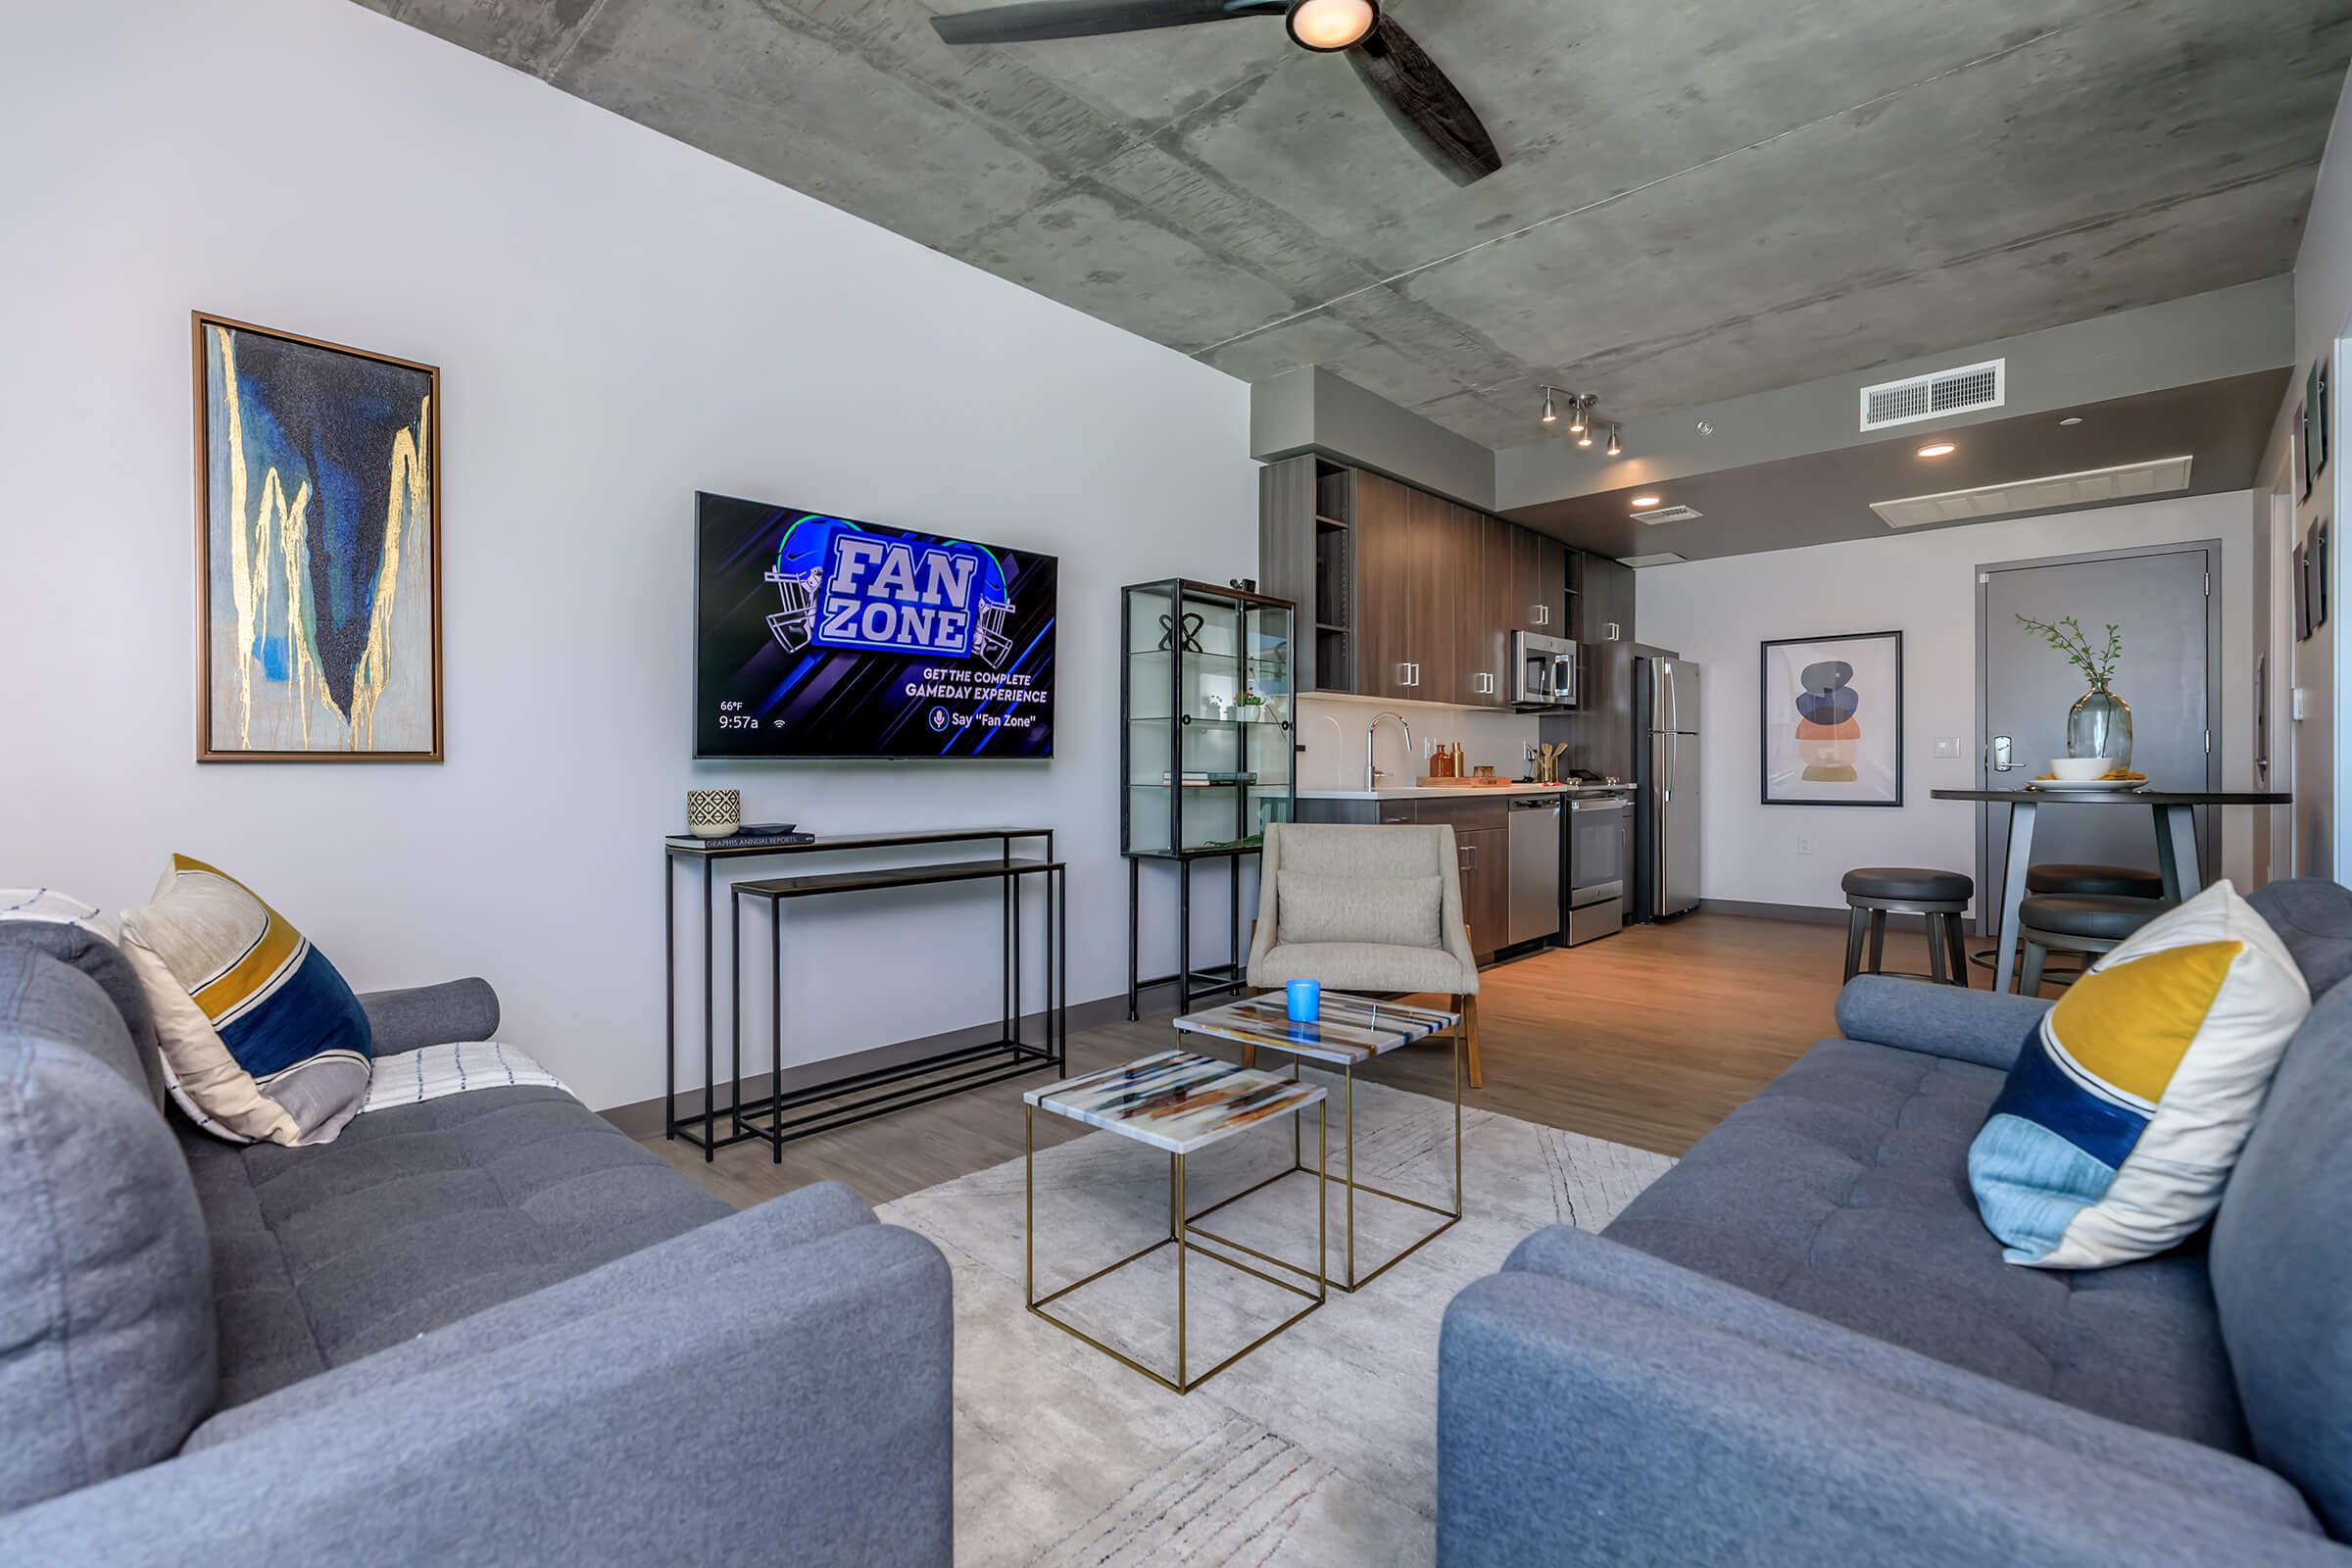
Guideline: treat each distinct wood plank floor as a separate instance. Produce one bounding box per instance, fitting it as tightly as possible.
[649,912,1962,1211]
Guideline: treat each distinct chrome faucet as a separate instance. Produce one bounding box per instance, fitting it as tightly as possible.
[1366,710,1412,790]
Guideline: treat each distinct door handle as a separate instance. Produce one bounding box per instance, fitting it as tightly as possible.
[1990,735,2017,772]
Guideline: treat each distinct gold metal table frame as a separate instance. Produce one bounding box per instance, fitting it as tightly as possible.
[1186,1025,1462,1294]
[1024,1101,1327,1395]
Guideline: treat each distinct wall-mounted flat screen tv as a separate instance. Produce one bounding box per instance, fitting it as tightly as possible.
[695,492,1057,760]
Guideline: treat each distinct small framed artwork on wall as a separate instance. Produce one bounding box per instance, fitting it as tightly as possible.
[1759,630,1903,808]
[2294,539,2312,642]
[193,313,442,760]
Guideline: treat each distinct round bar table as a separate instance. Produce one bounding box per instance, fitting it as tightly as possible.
[1929,788,2291,993]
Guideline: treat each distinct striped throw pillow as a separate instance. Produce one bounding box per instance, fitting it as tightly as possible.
[120,856,372,1146]
[1969,880,2309,1269]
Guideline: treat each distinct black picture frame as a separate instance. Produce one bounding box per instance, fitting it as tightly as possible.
[2295,539,2312,642]
[2302,394,2318,503]
[2314,519,2330,632]
[2305,360,2324,479]
[1758,629,1904,808]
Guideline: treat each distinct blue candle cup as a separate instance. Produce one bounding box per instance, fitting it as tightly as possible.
[1286,979,1321,1023]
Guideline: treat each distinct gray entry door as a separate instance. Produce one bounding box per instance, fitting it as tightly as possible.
[1978,542,2219,927]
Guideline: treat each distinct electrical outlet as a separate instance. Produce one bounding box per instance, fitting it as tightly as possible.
[1796,836,1812,856]
[1934,736,1962,759]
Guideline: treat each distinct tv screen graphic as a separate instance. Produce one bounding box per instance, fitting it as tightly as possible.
[695,493,1057,760]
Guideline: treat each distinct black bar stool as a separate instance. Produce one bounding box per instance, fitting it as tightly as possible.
[1841,867,1973,987]
[2016,894,2164,995]
[2025,863,2167,900]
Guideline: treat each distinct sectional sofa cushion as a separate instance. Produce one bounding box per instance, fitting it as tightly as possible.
[1600,1037,2251,1450]
[121,856,372,1146]
[1278,871,1444,948]
[1970,881,2309,1269]
[2210,953,2352,1539]
[0,949,215,1511]
[182,1083,730,1407]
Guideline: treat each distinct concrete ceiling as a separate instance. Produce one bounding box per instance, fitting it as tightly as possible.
[1505,368,2288,561]
[360,0,2352,448]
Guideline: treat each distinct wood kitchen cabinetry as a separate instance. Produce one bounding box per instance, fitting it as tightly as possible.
[1260,455,1575,711]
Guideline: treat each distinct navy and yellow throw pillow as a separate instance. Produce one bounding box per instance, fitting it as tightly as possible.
[120,856,371,1146]
[1968,881,2308,1269]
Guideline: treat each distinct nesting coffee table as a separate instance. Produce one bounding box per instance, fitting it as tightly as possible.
[1024,1051,1326,1394]
[1174,992,1462,1292]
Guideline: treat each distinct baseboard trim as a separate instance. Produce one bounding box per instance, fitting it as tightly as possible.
[599,991,1138,1139]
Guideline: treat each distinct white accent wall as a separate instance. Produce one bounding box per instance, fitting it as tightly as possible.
[0,0,1256,1111]
[1633,492,2257,914]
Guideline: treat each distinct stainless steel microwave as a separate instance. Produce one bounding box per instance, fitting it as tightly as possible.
[1510,630,1581,709]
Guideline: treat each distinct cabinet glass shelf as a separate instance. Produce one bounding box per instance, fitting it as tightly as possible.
[1121,580,1298,858]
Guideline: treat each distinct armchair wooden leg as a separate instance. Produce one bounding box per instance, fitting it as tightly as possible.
[1243,1043,1256,1069]
[1456,994,1484,1089]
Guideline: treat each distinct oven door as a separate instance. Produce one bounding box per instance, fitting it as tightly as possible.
[1569,796,1630,903]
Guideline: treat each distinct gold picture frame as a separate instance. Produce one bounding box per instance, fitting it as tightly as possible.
[192,312,442,761]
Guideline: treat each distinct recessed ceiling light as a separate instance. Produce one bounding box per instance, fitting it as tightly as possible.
[1917,441,1958,459]
[1630,494,1663,509]
[2060,416,2083,426]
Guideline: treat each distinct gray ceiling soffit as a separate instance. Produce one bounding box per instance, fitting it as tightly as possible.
[1502,368,2288,563]
[355,0,2352,450]
[1495,275,2296,512]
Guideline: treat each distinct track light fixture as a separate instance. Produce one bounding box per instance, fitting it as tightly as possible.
[1536,389,1621,455]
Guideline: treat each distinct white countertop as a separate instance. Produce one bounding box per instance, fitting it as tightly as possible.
[1297,781,1637,801]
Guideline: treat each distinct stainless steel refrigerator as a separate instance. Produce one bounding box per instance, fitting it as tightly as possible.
[1634,654,1701,920]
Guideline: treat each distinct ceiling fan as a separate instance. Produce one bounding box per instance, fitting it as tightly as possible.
[930,1,1502,185]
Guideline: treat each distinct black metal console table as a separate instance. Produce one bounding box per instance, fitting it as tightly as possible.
[663,829,1065,1161]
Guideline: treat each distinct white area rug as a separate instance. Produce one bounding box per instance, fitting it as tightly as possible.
[878,1071,1675,1566]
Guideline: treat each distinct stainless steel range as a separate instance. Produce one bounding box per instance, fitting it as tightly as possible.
[1564,790,1631,945]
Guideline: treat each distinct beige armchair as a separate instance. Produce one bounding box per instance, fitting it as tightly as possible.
[1245,822,1484,1087]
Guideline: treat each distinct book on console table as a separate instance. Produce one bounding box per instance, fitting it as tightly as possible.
[665,829,817,850]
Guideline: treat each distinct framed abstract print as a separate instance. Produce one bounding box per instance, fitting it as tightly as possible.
[193,313,441,760]
[1760,630,1903,808]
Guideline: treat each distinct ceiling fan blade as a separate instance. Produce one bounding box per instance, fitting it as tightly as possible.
[932,0,1280,47]
[1347,14,1502,186]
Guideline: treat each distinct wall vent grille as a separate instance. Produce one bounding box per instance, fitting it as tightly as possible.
[1859,358,2005,430]
[1870,456,2194,530]
[1620,552,1687,568]
[1632,504,1704,525]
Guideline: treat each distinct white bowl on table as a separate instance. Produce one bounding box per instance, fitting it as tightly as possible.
[2049,758,2113,781]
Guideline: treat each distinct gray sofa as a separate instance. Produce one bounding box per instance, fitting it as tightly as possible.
[1440,878,2352,1566]
[0,921,952,1565]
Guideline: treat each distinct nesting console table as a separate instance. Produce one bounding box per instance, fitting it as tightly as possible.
[663,828,1066,1161]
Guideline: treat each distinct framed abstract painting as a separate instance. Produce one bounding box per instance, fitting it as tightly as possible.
[1759,630,1903,807]
[192,313,441,761]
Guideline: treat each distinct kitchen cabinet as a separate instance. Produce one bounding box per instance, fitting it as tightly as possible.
[1260,461,1580,710]
[1457,828,1508,955]
[1353,471,1417,699]
[1408,485,1460,702]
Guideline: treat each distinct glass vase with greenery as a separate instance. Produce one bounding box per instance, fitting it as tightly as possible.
[2015,613,2132,773]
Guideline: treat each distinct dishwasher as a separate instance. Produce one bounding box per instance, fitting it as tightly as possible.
[1506,796,1563,946]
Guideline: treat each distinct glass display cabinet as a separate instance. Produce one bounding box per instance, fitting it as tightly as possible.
[1121,580,1298,1016]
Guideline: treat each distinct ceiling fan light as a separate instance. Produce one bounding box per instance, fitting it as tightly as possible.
[1286,0,1377,51]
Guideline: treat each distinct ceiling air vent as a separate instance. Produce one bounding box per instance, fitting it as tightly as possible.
[1871,456,2194,530]
[1858,358,2005,430]
[1619,552,1687,568]
[1632,503,1704,525]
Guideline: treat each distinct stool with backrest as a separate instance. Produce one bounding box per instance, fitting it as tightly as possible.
[1245,822,1484,1087]
[1840,867,1973,987]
